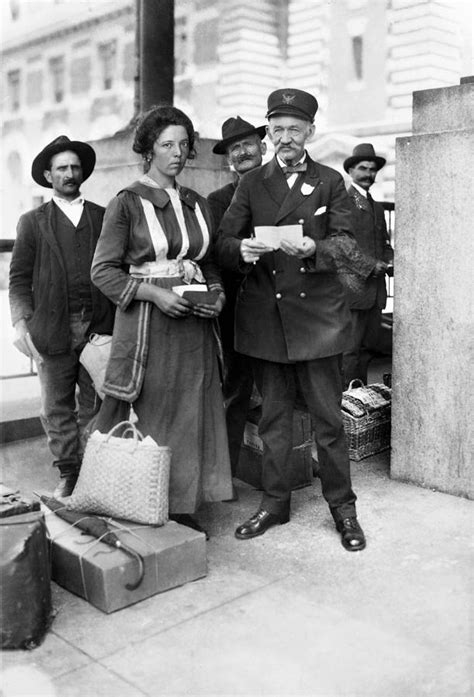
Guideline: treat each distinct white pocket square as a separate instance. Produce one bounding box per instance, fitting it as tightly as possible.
[314,206,327,216]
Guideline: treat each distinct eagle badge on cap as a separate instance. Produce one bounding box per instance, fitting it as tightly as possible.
[282,93,295,104]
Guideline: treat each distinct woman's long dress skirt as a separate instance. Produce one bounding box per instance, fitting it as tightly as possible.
[94,302,233,514]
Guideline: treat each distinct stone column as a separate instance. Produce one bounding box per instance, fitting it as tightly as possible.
[391,79,474,499]
[139,0,174,111]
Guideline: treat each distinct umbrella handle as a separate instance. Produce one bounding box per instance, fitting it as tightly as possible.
[117,542,145,591]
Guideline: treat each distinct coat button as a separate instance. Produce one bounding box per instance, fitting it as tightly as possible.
[276,293,282,299]
[300,292,306,298]
[272,269,276,275]
[300,267,305,273]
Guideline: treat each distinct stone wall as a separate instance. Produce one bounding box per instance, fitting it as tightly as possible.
[391,80,474,499]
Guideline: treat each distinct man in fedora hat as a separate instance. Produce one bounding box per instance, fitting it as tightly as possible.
[9,136,115,498]
[207,117,267,475]
[342,143,394,388]
[216,88,369,551]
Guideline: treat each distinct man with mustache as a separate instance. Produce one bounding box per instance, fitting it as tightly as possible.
[216,89,369,551]
[9,136,114,498]
[207,117,267,475]
[342,143,394,387]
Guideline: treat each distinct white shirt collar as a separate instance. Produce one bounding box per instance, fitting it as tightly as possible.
[351,182,368,198]
[276,152,307,170]
[53,195,84,206]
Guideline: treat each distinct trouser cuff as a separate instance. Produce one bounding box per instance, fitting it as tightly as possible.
[261,495,291,516]
[330,505,357,524]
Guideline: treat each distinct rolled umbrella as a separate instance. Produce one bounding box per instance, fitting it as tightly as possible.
[37,494,145,591]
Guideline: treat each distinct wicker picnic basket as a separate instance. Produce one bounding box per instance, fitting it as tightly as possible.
[342,380,392,461]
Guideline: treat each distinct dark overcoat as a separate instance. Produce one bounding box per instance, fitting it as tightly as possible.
[345,185,394,310]
[9,200,115,355]
[207,179,242,351]
[216,156,372,363]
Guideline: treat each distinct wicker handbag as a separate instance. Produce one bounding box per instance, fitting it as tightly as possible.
[67,421,170,525]
[342,380,392,461]
[79,334,112,399]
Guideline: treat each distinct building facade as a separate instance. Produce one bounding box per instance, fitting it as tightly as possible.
[1,0,472,234]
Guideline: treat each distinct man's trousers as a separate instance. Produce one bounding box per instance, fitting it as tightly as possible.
[252,354,357,522]
[222,346,254,475]
[342,306,382,388]
[36,314,99,471]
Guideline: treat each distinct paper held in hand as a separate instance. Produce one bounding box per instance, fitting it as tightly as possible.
[254,224,303,250]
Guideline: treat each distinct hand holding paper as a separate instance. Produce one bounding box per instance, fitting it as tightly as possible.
[280,236,316,259]
[241,238,273,263]
[254,224,303,250]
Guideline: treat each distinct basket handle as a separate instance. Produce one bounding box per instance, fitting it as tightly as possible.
[347,379,365,390]
[104,420,144,444]
[89,333,112,346]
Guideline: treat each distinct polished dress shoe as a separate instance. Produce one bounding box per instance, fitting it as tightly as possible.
[235,508,289,540]
[336,517,366,552]
[53,473,78,499]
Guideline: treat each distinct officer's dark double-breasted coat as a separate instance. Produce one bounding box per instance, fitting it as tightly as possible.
[216,155,372,364]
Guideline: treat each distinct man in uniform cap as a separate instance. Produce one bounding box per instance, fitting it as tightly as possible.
[208,117,267,476]
[216,88,369,551]
[342,143,394,387]
[9,136,115,498]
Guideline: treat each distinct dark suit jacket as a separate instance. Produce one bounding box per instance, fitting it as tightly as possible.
[207,179,242,351]
[216,156,372,363]
[346,185,394,310]
[9,200,115,355]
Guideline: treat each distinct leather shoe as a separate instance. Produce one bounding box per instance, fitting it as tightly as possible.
[53,473,78,499]
[336,517,366,552]
[235,508,289,540]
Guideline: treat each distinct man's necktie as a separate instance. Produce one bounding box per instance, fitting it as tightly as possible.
[281,163,307,178]
[366,191,375,214]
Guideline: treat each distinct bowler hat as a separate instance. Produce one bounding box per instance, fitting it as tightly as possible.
[343,143,386,173]
[31,135,96,188]
[266,88,318,122]
[213,116,267,155]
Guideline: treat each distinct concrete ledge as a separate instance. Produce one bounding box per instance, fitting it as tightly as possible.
[0,417,43,444]
[412,82,474,134]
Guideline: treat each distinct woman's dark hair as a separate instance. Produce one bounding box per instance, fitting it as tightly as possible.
[133,105,196,170]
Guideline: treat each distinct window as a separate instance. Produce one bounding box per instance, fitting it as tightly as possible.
[352,35,363,81]
[7,70,21,111]
[193,19,218,65]
[175,16,188,75]
[98,40,117,90]
[49,56,65,103]
[71,56,91,94]
[26,70,43,104]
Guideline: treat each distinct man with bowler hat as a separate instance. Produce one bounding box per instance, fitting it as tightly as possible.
[207,116,267,474]
[342,143,394,388]
[216,88,369,551]
[9,136,115,498]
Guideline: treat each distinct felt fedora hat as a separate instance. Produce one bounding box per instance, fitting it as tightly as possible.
[266,88,318,122]
[31,135,96,188]
[213,116,267,154]
[343,143,386,173]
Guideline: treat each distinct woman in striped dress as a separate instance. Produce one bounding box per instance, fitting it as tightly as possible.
[91,105,233,532]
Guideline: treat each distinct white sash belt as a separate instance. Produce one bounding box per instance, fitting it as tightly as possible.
[129,258,205,284]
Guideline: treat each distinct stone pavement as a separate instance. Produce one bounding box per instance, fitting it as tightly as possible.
[1,434,472,697]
